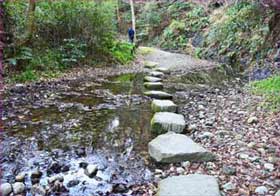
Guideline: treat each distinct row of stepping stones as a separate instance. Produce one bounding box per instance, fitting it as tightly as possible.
[143,61,221,196]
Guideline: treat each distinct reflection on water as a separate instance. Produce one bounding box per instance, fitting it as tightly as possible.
[2,73,153,195]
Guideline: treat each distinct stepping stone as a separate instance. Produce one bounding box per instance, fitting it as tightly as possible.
[157,174,221,196]
[148,71,164,78]
[144,61,159,68]
[144,76,162,82]
[154,67,170,74]
[151,112,185,133]
[144,82,163,90]
[144,91,172,99]
[148,132,216,163]
[151,100,177,112]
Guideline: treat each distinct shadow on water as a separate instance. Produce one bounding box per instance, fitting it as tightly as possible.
[2,72,154,195]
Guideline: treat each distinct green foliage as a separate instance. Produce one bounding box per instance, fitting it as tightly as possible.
[4,0,133,82]
[167,2,192,18]
[206,2,269,61]
[185,6,209,33]
[13,68,38,82]
[160,20,187,50]
[251,75,280,109]
[110,42,134,64]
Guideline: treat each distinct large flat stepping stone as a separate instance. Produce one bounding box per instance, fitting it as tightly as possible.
[151,112,185,133]
[151,100,177,112]
[144,76,162,82]
[148,71,164,78]
[144,61,159,68]
[157,175,221,196]
[144,91,172,99]
[148,132,216,163]
[153,67,170,74]
[144,82,163,90]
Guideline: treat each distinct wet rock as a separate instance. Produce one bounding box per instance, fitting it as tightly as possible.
[47,161,62,174]
[79,162,88,169]
[148,132,216,163]
[151,100,177,113]
[112,183,127,193]
[255,186,268,195]
[151,112,186,134]
[31,184,46,196]
[247,116,258,124]
[144,61,159,68]
[144,91,173,99]
[15,173,25,182]
[144,82,163,90]
[12,182,25,194]
[187,124,197,132]
[222,165,236,175]
[50,180,68,193]
[85,164,98,178]
[61,165,70,172]
[148,71,164,78]
[0,183,12,196]
[223,182,236,191]
[144,76,162,82]
[48,175,64,184]
[67,180,80,188]
[176,167,185,174]
[157,175,221,196]
[181,161,191,168]
[31,169,43,179]
[264,163,274,171]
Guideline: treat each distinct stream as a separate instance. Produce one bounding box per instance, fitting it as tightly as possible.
[2,72,155,196]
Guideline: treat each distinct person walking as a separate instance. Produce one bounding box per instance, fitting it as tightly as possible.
[128,27,135,43]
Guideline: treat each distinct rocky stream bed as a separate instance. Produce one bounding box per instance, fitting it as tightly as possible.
[1,49,280,196]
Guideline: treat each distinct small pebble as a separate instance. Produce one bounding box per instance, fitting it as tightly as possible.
[255,186,268,195]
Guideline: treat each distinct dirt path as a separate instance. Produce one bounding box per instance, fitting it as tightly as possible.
[139,47,217,71]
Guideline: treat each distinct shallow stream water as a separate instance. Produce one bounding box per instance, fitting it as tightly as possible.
[2,73,154,195]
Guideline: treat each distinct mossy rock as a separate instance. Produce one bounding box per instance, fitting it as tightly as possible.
[144,61,159,68]
[144,76,162,82]
[151,100,177,112]
[144,91,173,99]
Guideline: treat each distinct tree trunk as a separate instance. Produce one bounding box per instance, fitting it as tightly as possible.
[0,0,4,79]
[129,0,136,42]
[116,0,121,32]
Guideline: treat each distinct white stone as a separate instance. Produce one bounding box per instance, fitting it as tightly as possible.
[144,82,163,90]
[255,186,268,195]
[148,132,216,163]
[275,189,280,196]
[144,91,172,99]
[0,183,12,196]
[157,175,221,196]
[153,67,170,74]
[151,112,185,134]
[247,116,258,124]
[151,100,177,113]
[222,182,236,191]
[144,76,162,82]
[85,164,98,178]
[12,182,25,194]
[264,163,274,171]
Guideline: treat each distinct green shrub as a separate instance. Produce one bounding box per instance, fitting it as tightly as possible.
[110,41,134,64]
[251,75,280,109]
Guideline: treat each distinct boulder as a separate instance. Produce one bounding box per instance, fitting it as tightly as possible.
[12,182,25,194]
[144,76,162,82]
[144,91,172,99]
[148,132,216,163]
[0,183,12,196]
[144,61,159,68]
[151,112,185,134]
[85,164,98,178]
[148,71,164,78]
[157,174,221,196]
[144,82,163,90]
[151,100,177,113]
